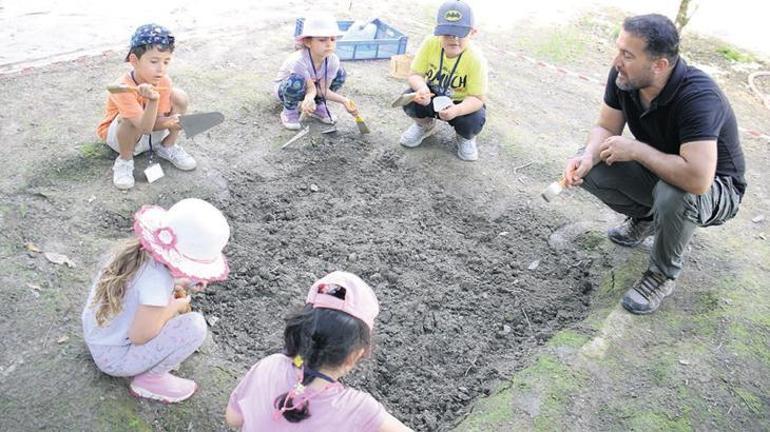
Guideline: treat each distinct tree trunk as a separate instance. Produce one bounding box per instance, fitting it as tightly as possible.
[675,0,695,32]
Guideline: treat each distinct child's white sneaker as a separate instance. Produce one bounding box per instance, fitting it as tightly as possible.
[156,145,197,171]
[399,120,437,148]
[112,157,135,190]
[457,135,478,161]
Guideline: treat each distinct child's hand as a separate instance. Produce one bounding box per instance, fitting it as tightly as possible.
[171,291,192,314]
[300,97,316,114]
[343,99,359,117]
[175,278,208,292]
[437,104,459,121]
[414,87,433,106]
[163,114,182,132]
[137,83,160,101]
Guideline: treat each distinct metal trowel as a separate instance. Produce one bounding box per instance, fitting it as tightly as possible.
[391,91,435,108]
[179,112,225,138]
[281,126,310,149]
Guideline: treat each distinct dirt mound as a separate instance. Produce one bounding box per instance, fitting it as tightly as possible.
[198,134,595,430]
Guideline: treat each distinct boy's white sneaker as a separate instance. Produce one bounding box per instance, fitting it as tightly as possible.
[457,135,478,161]
[112,157,135,190]
[399,120,437,148]
[155,144,197,171]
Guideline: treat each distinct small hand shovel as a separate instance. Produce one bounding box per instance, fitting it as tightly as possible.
[179,112,225,139]
[281,112,310,149]
[391,91,435,108]
[281,126,310,149]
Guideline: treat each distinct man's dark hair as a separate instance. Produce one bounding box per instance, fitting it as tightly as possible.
[623,14,679,63]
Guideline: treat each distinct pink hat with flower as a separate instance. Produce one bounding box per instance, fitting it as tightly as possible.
[133,198,230,282]
[306,271,380,331]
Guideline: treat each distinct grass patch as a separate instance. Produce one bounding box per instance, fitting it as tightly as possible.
[456,354,587,431]
[575,231,605,251]
[518,355,587,431]
[547,329,590,349]
[597,253,646,300]
[735,388,763,415]
[716,46,755,63]
[624,410,691,432]
[646,352,677,386]
[78,141,111,159]
[454,389,514,431]
[97,399,151,432]
[517,27,588,64]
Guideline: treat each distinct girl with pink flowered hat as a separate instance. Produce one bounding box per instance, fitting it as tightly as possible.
[225,271,414,432]
[81,198,230,403]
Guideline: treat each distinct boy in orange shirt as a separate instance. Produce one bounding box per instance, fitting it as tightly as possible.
[97,24,196,190]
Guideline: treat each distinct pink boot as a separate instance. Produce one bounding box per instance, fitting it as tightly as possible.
[129,372,197,403]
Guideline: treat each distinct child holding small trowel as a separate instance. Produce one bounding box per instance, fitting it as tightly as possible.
[398,0,488,161]
[96,23,197,190]
[82,198,230,403]
[274,14,362,131]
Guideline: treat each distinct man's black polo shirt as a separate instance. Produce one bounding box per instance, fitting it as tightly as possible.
[604,58,747,196]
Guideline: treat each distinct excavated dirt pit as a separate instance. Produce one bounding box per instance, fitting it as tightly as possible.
[198,134,595,431]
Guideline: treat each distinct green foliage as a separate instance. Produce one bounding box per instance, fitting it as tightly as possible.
[716,46,754,63]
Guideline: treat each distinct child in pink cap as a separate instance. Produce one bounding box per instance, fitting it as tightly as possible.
[225,271,413,432]
[81,198,230,403]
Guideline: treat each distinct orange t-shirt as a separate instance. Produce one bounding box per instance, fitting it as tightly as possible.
[96,73,173,140]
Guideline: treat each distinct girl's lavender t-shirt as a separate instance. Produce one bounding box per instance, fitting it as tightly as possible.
[274,49,341,89]
[228,354,385,432]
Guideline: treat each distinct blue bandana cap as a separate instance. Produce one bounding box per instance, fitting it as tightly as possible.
[130,24,175,49]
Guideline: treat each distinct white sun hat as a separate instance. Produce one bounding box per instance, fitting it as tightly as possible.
[133,198,230,282]
[296,14,344,41]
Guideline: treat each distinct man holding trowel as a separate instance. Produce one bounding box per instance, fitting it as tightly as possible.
[562,14,746,314]
[399,0,488,161]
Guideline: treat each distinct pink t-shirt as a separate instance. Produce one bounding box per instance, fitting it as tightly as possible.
[228,354,385,432]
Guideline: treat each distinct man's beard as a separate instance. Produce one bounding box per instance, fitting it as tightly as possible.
[615,69,653,91]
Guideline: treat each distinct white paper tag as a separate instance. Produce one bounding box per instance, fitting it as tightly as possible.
[144,163,165,183]
[432,95,453,112]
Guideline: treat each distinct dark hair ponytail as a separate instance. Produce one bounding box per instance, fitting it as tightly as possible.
[274,303,371,423]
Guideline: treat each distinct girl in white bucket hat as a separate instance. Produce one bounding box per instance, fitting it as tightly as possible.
[81,198,230,403]
[273,13,360,130]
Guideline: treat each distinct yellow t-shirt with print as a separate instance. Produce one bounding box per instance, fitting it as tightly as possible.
[410,35,488,101]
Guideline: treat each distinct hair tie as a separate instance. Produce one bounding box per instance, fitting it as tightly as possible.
[292,355,304,368]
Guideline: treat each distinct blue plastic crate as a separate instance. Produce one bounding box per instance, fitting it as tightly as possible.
[294,18,408,61]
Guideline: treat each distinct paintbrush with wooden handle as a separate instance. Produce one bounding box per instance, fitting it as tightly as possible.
[541,177,568,202]
[345,100,370,134]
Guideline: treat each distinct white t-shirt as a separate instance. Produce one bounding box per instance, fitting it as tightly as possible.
[81,259,174,347]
